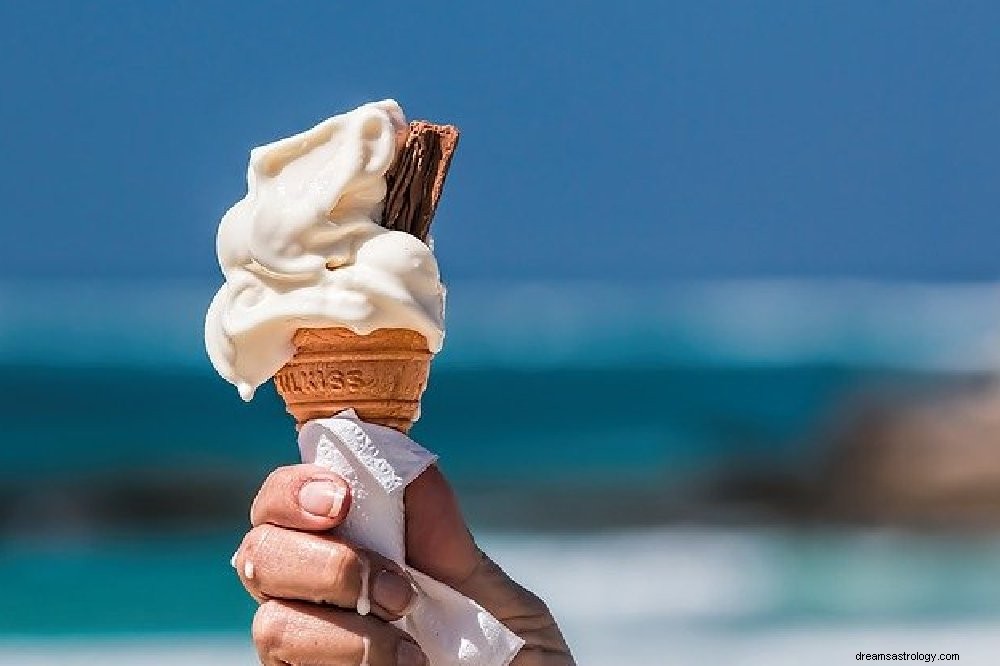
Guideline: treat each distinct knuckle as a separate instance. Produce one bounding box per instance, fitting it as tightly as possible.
[523,589,551,617]
[244,523,276,556]
[252,600,289,655]
[235,529,255,565]
[269,464,302,485]
[251,466,298,523]
[264,464,297,485]
[321,541,361,600]
[238,524,278,581]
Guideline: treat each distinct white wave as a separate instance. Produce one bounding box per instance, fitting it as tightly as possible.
[2,279,1000,371]
[481,528,778,622]
[4,528,1000,664]
[484,528,1000,625]
[444,279,1000,372]
[0,640,256,666]
[3,624,997,666]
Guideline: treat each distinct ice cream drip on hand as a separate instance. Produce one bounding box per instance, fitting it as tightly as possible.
[204,100,446,401]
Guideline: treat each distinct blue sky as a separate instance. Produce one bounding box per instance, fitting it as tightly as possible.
[1,1,997,280]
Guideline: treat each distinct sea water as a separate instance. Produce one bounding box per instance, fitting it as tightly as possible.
[2,280,1000,663]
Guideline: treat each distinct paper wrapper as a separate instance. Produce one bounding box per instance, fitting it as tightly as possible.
[299,411,524,665]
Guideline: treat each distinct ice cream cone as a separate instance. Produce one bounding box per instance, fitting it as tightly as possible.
[273,327,432,433]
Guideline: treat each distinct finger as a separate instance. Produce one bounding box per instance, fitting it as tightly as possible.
[250,464,351,530]
[235,524,417,621]
[253,599,427,666]
[404,465,481,586]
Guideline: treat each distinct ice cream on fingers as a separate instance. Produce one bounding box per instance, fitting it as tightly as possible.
[204,100,456,431]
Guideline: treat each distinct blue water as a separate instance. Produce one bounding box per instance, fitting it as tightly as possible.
[3,280,1000,640]
[6,529,1000,638]
[0,362,874,478]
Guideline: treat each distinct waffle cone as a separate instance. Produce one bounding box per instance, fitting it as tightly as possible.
[273,327,432,433]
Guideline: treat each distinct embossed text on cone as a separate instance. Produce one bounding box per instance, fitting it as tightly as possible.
[273,327,432,433]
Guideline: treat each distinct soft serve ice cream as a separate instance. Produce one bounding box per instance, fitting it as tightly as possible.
[205,100,445,400]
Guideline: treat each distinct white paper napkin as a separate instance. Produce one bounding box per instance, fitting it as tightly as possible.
[298,411,525,666]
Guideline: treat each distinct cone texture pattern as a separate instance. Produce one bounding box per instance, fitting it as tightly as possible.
[274,327,432,432]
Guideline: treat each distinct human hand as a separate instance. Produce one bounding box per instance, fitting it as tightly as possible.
[233,463,574,665]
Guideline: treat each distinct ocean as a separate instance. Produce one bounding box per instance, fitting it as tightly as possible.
[2,280,1000,663]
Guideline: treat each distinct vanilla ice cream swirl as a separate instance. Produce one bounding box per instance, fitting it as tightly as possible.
[205,100,446,400]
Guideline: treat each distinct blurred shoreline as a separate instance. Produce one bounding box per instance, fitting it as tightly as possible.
[4,528,1000,663]
[2,278,1000,371]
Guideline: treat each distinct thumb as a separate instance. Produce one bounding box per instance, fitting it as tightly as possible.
[404,465,573,657]
[404,465,481,586]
